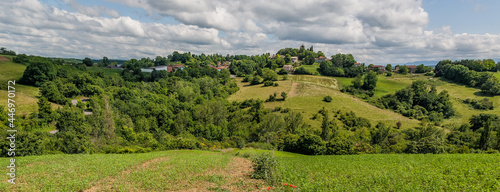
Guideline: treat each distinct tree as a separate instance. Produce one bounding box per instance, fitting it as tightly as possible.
[281,91,287,101]
[399,65,409,75]
[262,68,278,81]
[83,57,93,67]
[385,64,392,72]
[305,55,315,65]
[362,71,378,90]
[100,57,109,67]
[321,110,331,141]
[284,54,291,63]
[352,75,363,89]
[38,97,52,121]
[19,57,58,86]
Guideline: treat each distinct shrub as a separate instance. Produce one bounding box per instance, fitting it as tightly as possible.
[386,72,392,76]
[273,82,279,87]
[263,80,274,87]
[425,72,435,76]
[323,95,333,102]
[250,152,281,184]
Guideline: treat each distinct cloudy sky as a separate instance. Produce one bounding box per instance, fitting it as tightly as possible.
[1,0,499,64]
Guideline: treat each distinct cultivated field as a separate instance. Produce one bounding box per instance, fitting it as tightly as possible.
[0,150,265,191]
[236,149,500,191]
[3,149,499,191]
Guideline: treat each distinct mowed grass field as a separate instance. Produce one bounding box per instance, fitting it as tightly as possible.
[0,57,61,115]
[0,150,266,192]
[235,149,500,191]
[228,75,421,129]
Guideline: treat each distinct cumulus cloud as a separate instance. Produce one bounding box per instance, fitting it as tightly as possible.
[0,0,499,64]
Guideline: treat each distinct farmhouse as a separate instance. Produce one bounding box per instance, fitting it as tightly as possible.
[353,63,362,67]
[369,65,385,72]
[291,56,299,63]
[283,65,294,72]
[406,65,417,73]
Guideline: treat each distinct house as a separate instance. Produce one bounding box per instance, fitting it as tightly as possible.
[353,63,362,67]
[315,56,327,63]
[369,65,385,72]
[406,65,417,73]
[291,56,299,63]
[141,65,172,73]
[210,65,229,71]
[283,65,294,72]
[171,64,185,71]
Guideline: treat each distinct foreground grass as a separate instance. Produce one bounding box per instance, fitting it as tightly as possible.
[236,149,500,191]
[0,150,264,191]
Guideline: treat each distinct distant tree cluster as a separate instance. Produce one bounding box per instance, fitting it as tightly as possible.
[375,80,454,122]
[318,54,365,77]
[435,59,500,95]
[0,47,16,55]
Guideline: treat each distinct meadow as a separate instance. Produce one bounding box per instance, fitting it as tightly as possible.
[228,75,421,129]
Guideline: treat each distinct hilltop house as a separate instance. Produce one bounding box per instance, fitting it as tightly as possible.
[315,56,328,63]
[291,56,299,63]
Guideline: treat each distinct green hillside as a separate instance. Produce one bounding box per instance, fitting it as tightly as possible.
[0,57,60,115]
[229,75,421,129]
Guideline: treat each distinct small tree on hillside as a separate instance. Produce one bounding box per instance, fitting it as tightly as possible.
[83,57,93,67]
[281,91,288,101]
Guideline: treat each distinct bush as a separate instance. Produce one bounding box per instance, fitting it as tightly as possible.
[464,98,494,110]
[245,142,274,150]
[273,82,279,87]
[263,80,274,87]
[323,96,333,102]
[425,72,435,76]
[386,72,392,76]
[250,152,281,184]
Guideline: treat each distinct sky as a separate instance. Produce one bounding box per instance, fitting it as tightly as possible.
[1,0,500,64]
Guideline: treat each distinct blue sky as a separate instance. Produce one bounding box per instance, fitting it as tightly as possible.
[2,0,500,64]
[423,0,500,34]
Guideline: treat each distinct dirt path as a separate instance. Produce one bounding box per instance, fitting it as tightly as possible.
[0,56,9,61]
[288,82,299,97]
[180,157,265,192]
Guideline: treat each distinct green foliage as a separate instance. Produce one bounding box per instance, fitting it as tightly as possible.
[250,75,262,85]
[363,71,378,90]
[281,91,287,101]
[323,95,333,102]
[376,80,454,120]
[293,66,311,75]
[463,98,494,110]
[19,57,58,86]
[250,152,281,184]
[82,57,93,67]
[399,65,409,75]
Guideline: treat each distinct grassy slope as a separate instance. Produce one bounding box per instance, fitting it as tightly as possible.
[228,75,421,129]
[0,59,60,116]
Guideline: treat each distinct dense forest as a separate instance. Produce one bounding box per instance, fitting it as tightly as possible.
[1,46,500,157]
